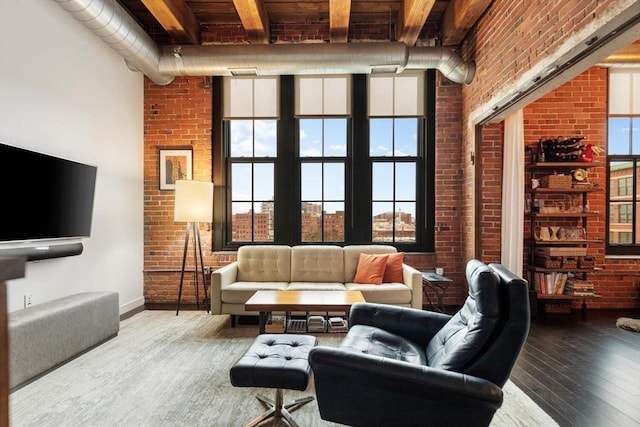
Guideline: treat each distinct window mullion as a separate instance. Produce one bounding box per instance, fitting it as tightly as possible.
[275,75,297,244]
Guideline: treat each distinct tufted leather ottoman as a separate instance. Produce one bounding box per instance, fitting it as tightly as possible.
[230,333,318,427]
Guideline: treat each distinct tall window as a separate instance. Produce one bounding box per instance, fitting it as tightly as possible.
[300,118,346,242]
[369,72,424,243]
[214,72,435,251]
[223,77,278,243]
[607,69,640,254]
[296,76,350,243]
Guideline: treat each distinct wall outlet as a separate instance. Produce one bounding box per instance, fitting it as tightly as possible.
[203,266,212,275]
[435,267,444,276]
[24,294,33,308]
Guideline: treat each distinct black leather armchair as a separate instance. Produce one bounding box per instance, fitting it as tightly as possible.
[308,260,530,427]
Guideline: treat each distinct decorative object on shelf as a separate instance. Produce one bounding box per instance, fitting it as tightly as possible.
[538,226,551,241]
[526,159,601,313]
[537,136,604,164]
[541,173,572,189]
[572,168,588,182]
[539,136,586,162]
[174,179,214,315]
[578,256,595,269]
[558,226,586,241]
[159,148,193,190]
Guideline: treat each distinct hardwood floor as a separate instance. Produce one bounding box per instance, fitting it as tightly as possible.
[510,309,640,427]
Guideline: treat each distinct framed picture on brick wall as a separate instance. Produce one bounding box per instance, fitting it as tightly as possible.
[159,148,192,190]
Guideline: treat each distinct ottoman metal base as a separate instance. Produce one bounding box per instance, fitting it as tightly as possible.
[248,388,314,427]
[230,334,318,427]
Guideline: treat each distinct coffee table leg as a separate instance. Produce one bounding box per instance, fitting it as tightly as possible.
[258,311,267,334]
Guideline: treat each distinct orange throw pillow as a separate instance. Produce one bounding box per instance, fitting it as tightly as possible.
[353,253,389,285]
[382,252,404,283]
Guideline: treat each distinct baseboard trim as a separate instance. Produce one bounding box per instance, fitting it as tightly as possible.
[120,304,144,321]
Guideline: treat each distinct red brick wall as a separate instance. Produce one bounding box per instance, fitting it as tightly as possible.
[461,1,639,309]
[460,0,625,116]
[431,76,466,304]
[143,76,213,305]
[477,123,504,264]
[142,3,639,310]
[141,73,466,308]
[523,67,639,309]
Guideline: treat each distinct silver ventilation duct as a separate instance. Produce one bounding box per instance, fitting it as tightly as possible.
[54,0,174,85]
[54,0,475,85]
[160,43,476,84]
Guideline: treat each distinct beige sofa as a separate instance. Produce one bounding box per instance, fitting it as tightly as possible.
[211,244,423,323]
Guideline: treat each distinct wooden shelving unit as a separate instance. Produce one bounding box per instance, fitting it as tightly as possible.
[525,154,602,315]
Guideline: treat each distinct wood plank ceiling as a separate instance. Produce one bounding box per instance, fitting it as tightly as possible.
[120,0,492,47]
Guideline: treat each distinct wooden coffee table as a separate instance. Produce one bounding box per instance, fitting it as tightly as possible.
[245,290,365,334]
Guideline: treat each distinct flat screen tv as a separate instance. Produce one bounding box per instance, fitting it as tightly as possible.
[0,143,97,244]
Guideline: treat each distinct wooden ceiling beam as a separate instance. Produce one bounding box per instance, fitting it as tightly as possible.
[232,0,271,44]
[440,0,491,46]
[396,0,436,46]
[140,0,200,45]
[330,0,352,43]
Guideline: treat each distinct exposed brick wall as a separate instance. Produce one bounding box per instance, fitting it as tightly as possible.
[201,22,401,44]
[523,67,639,309]
[141,73,466,308]
[461,0,639,310]
[142,3,639,310]
[143,76,213,305]
[460,0,628,117]
[476,122,504,265]
[432,76,467,304]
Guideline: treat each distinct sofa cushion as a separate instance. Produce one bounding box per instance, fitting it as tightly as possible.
[353,253,389,284]
[343,245,397,283]
[236,245,291,282]
[287,282,347,291]
[291,245,344,283]
[346,282,413,305]
[222,282,289,304]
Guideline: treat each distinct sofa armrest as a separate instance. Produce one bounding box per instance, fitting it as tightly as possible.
[210,262,238,315]
[402,263,423,309]
[309,345,503,427]
[349,302,451,347]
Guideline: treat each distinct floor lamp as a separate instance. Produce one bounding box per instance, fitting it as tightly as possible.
[174,180,214,316]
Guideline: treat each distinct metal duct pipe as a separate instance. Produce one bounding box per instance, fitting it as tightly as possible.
[54,0,174,85]
[54,0,475,85]
[159,43,476,84]
[406,47,476,84]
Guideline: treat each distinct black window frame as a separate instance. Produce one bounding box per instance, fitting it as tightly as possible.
[213,72,435,252]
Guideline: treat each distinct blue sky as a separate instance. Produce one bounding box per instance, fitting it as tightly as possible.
[229,118,419,217]
[608,118,639,154]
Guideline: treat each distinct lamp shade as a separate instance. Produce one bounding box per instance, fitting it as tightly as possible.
[174,180,214,223]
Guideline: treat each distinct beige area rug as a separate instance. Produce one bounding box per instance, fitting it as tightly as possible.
[10,311,559,427]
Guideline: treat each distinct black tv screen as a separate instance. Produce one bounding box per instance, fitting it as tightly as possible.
[0,143,97,242]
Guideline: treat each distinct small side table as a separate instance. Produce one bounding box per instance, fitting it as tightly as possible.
[421,271,453,313]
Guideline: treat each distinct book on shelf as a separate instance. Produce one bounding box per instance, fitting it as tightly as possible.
[534,272,568,295]
[286,318,307,333]
[307,315,327,332]
[563,280,595,296]
[328,317,348,332]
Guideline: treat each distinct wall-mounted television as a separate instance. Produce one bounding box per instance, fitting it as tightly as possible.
[0,143,97,260]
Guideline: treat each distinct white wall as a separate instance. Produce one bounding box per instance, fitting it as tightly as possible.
[0,1,145,314]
